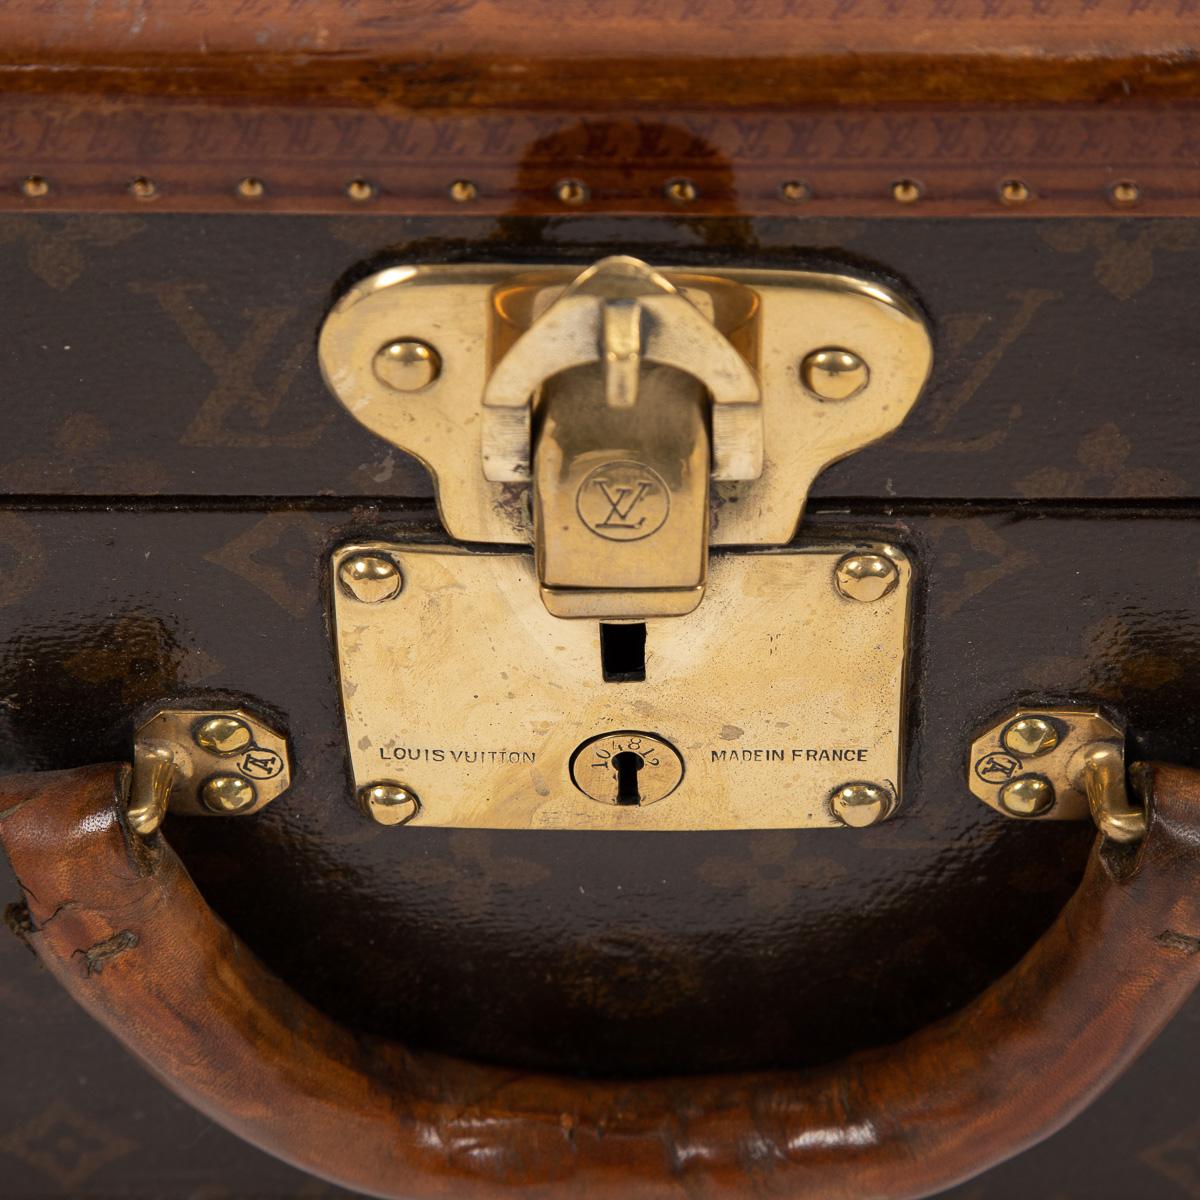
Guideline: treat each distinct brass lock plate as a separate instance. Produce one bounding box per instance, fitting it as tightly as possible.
[331,541,912,830]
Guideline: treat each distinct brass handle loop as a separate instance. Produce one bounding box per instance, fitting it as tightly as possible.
[1080,741,1148,843]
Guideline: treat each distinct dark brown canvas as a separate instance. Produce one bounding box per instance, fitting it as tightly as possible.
[3,6,1200,1198]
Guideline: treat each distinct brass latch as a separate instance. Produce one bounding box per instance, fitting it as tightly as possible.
[320,256,932,619]
[320,255,932,831]
[485,257,761,618]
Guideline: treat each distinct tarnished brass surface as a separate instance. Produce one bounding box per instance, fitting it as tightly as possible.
[131,707,292,831]
[318,261,932,551]
[968,707,1132,830]
[331,540,911,831]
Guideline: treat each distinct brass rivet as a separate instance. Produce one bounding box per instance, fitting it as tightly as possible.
[999,178,1031,206]
[194,716,253,756]
[360,782,421,826]
[834,553,899,603]
[373,339,441,392]
[556,178,589,205]
[449,179,478,203]
[801,348,870,401]
[346,178,376,202]
[891,178,922,205]
[237,176,265,200]
[831,782,895,828]
[338,554,403,603]
[201,774,257,815]
[1001,716,1060,758]
[665,177,698,203]
[20,175,49,198]
[779,179,811,203]
[1110,180,1140,207]
[129,176,158,201]
[999,775,1055,818]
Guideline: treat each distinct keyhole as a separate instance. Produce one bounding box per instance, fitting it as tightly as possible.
[612,751,645,806]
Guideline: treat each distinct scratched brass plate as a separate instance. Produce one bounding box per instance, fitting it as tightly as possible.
[331,542,912,830]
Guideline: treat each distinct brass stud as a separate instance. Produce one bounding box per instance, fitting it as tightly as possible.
[831,782,895,828]
[1110,180,1141,207]
[801,348,870,401]
[555,178,589,205]
[999,178,1031,206]
[20,175,49,198]
[834,553,899,603]
[1001,716,1060,758]
[891,178,922,205]
[664,177,698,203]
[360,782,421,826]
[338,554,403,604]
[236,176,265,200]
[373,339,441,392]
[129,176,158,201]
[999,775,1055,818]
[201,774,257,815]
[779,179,811,203]
[449,179,478,203]
[193,715,254,756]
[346,178,376,202]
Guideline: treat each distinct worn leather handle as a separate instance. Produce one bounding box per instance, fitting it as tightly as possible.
[3,763,1200,1200]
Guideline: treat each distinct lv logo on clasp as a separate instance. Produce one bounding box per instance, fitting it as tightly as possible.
[577,461,670,543]
[595,480,653,528]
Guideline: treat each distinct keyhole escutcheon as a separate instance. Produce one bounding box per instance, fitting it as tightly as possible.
[569,730,685,808]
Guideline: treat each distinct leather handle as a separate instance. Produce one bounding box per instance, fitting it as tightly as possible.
[3,763,1200,1200]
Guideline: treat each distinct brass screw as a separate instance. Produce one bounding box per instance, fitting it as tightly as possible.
[999,178,1031,206]
[834,553,900,603]
[236,176,265,200]
[831,782,895,828]
[556,178,589,205]
[338,553,403,603]
[999,775,1055,818]
[373,339,441,392]
[346,178,376,202]
[1110,180,1141,207]
[194,715,253,756]
[201,774,257,815]
[891,179,922,205]
[779,179,811,203]
[129,176,159,201]
[449,179,478,203]
[20,175,49,198]
[1001,716,1060,758]
[664,177,698,203]
[360,782,421,826]
[801,348,870,401]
